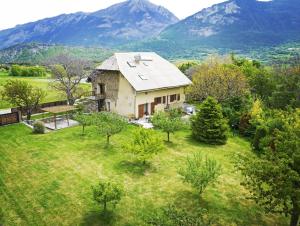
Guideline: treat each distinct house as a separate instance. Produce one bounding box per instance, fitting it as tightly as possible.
[89,52,192,119]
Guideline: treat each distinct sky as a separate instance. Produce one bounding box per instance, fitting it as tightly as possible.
[0,0,225,30]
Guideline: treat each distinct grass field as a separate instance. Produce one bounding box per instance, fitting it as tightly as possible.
[0,123,288,226]
[0,71,90,109]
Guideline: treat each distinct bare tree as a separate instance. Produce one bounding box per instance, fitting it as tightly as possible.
[48,54,90,105]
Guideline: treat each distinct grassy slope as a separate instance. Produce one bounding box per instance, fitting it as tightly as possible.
[0,124,288,226]
[0,71,91,109]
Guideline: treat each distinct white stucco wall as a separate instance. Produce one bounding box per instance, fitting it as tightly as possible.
[135,87,186,118]
[115,74,136,118]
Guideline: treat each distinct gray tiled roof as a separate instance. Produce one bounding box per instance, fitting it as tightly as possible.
[96,52,192,92]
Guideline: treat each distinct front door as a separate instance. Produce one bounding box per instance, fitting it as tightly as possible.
[138,104,144,118]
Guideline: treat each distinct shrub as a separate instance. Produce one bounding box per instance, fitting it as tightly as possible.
[124,128,164,164]
[178,153,221,195]
[252,126,268,152]
[33,121,46,134]
[191,97,228,145]
[92,180,123,212]
[9,65,47,77]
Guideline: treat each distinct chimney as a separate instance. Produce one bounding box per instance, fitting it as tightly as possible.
[134,54,142,63]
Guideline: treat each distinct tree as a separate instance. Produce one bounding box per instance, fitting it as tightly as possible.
[1,80,46,120]
[92,180,123,212]
[188,57,249,103]
[74,113,93,135]
[125,128,164,164]
[94,112,127,146]
[48,54,90,105]
[152,109,185,142]
[235,110,300,226]
[268,65,300,109]
[178,153,221,195]
[191,97,228,145]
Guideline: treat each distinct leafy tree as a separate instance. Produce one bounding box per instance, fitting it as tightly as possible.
[222,95,252,130]
[152,109,185,142]
[125,128,164,164]
[191,97,228,145]
[146,204,212,226]
[188,57,249,103]
[235,110,300,226]
[74,113,93,135]
[1,80,46,120]
[94,112,127,146]
[48,54,90,105]
[268,66,300,109]
[92,180,123,212]
[238,99,264,138]
[178,153,221,195]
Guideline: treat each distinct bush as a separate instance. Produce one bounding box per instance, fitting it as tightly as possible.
[9,65,47,77]
[252,126,268,152]
[124,128,164,164]
[33,121,46,134]
[178,153,221,195]
[191,97,228,145]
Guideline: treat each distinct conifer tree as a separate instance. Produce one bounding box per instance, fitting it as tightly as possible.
[191,97,228,145]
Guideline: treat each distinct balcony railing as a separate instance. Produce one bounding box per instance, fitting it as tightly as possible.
[83,91,106,100]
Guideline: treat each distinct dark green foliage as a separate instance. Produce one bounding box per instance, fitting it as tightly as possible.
[268,69,300,109]
[222,95,252,130]
[92,180,123,212]
[238,113,256,138]
[9,65,47,77]
[191,97,228,145]
[146,205,212,226]
[93,112,127,145]
[178,153,221,195]
[32,121,46,134]
[235,110,300,226]
[252,126,268,152]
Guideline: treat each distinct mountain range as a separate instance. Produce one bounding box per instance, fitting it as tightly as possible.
[0,0,178,49]
[0,0,300,63]
[137,0,300,56]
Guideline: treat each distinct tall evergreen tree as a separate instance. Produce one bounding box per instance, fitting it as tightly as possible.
[191,97,228,145]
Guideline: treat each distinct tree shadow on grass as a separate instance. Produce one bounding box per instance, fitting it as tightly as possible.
[81,210,115,226]
[114,160,153,176]
[172,189,208,210]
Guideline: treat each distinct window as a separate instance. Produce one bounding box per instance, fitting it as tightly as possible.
[163,96,166,104]
[97,83,106,95]
[177,94,180,101]
[170,94,177,103]
[154,97,162,104]
[144,103,149,115]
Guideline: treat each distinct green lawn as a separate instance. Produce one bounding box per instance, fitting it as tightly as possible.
[0,71,90,109]
[0,123,288,226]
